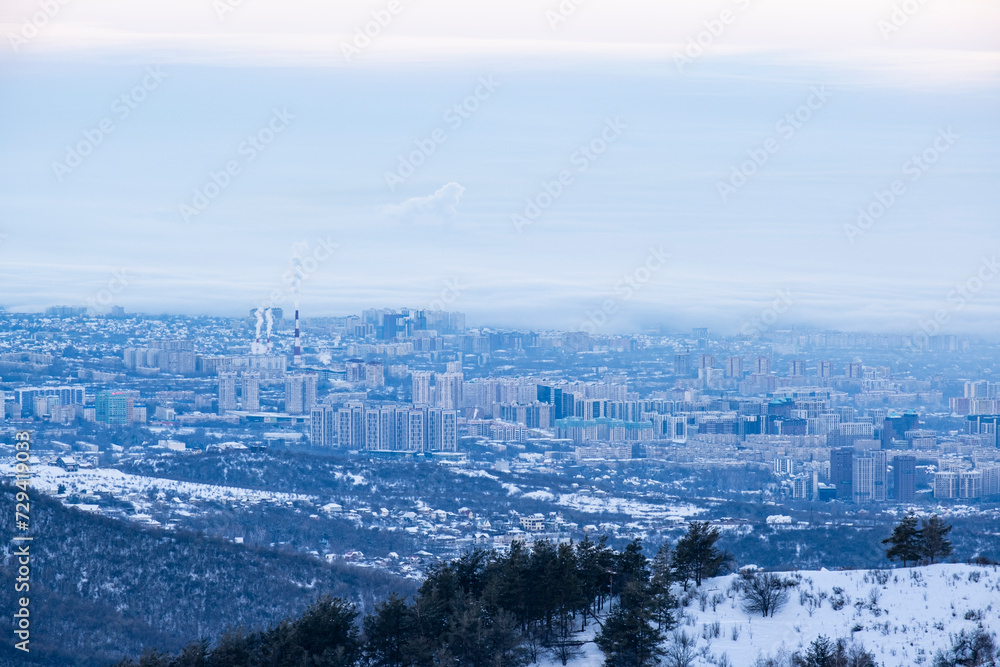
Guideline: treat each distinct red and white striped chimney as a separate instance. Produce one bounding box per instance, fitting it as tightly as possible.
[293,309,302,366]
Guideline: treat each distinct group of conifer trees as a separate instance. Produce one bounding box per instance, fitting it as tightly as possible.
[882,512,954,567]
[112,522,731,667]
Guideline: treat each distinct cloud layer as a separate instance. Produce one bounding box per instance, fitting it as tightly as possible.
[386,182,465,225]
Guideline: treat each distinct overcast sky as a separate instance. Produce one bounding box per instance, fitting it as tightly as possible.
[0,0,998,335]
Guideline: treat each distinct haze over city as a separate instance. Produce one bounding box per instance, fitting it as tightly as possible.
[1,0,998,333]
[5,2,1000,665]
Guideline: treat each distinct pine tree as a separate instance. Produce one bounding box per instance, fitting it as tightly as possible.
[616,538,650,591]
[919,514,954,565]
[797,635,835,667]
[883,512,923,567]
[595,580,665,667]
[206,628,254,667]
[528,539,559,640]
[548,542,585,665]
[650,542,678,631]
[575,535,602,627]
[364,594,416,667]
[174,638,209,667]
[497,540,532,631]
[285,595,361,667]
[672,522,730,587]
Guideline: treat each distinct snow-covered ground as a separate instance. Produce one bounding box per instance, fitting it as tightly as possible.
[539,564,999,667]
[553,492,705,521]
[2,463,316,505]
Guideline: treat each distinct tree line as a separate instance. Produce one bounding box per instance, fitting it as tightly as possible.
[109,515,971,667]
[112,522,732,667]
[882,512,954,567]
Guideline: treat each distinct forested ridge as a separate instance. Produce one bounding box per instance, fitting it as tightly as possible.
[110,523,735,667]
[108,517,988,667]
[0,483,414,667]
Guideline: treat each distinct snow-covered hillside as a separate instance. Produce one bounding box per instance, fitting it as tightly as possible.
[544,564,999,667]
[4,462,317,505]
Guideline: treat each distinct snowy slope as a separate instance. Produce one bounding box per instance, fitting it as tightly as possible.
[3,463,316,505]
[540,564,999,667]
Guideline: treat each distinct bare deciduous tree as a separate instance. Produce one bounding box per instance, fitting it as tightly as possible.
[739,572,791,618]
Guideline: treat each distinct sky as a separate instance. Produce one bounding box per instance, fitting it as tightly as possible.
[0,0,998,335]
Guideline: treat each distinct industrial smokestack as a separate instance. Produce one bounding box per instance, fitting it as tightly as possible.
[294,309,302,366]
[264,307,274,351]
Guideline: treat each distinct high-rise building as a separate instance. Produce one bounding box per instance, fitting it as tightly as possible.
[964,414,1000,448]
[337,403,365,449]
[285,373,318,415]
[345,359,366,383]
[725,356,744,378]
[401,409,425,452]
[241,372,260,412]
[935,472,958,499]
[45,305,87,318]
[218,372,238,414]
[378,407,397,450]
[788,360,805,376]
[434,372,463,409]
[872,450,888,501]
[365,408,384,450]
[365,361,385,388]
[424,408,459,452]
[846,362,863,379]
[882,411,920,448]
[853,455,875,503]
[426,408,443,451]
[674,353,690,377]
[792,473,817,500]
[818,360,833,378]
[699,354,716,371]
[853,452,887,503]
[95,391,134,425]
[836,406,856,423]
[893,455,916,502]
[960,471,982,499]
[412,371,432,405]
[830,447,854,500]
[441,410,457,451]
[381,312,404,340]
[310,406,337,447]
[755,356,771,374]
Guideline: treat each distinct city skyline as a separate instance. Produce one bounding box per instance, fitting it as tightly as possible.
[1,1,998,334]
[4,3,1000,664]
